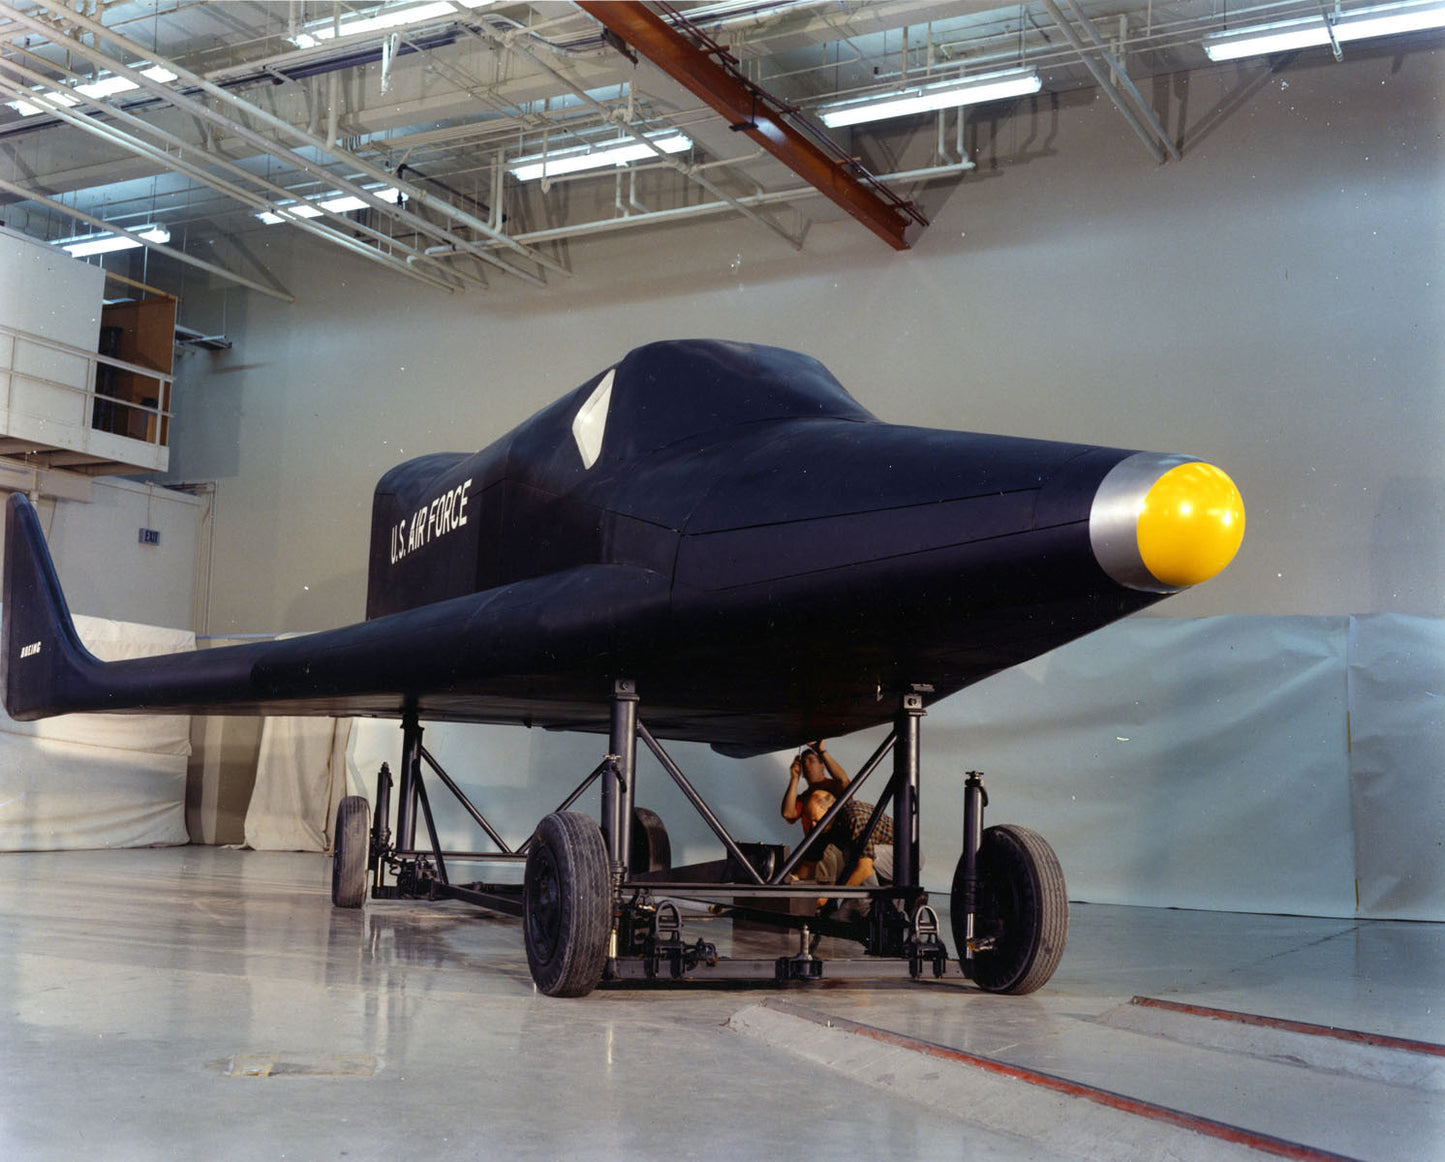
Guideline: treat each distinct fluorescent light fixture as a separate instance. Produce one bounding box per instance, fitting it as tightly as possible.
[255,205,324,225]
[289,0,494,48]
[6,65,177,117]
[819,67,1042,128]
[317,187,404,213]
[1203,0,1445,60]
[75,66,178,99]
[255,186,404,224]
[508,133,692,182]
[58,225,170,257]
[7,91,78,116]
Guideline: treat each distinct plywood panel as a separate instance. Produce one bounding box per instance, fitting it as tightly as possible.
[98,299,175,444]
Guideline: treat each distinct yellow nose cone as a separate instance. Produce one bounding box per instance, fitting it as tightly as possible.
[1137,462,1246,588]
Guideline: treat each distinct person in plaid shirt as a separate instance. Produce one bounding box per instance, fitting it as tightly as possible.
[798,789,894,902]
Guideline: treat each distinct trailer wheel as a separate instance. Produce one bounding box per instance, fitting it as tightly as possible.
[630,807,671,874]
[524,812,611,997]
[331,795,371,909]
[954,824,1068,995]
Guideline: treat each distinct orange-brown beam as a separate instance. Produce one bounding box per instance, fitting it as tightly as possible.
[576,1,914,251]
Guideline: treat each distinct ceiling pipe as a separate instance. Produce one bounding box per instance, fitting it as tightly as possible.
[0,1,564,287]
[493,27,805,250]
[0,71,473,293]
[485,161,974,248]
[0,61,477,295]
[0,175,297,303]
[198,12,600,92]
[574,1,921,251]
[1040,0,1179,163]
[1058,0,1180,161]
[0,31,475,145]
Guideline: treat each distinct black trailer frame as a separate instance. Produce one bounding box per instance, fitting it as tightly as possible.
[336,680,1066,996]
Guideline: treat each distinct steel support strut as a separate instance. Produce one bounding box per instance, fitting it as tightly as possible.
[421,744,511,854]
[361,683,962,983]
[893,693,925,892]
[959,771,987,972]
[638,723,767,886]
[603,679,639,876]
[396,710,424,855]
[371,762,393,892]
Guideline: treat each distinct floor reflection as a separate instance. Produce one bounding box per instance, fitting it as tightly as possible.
[0,846,1439,1161]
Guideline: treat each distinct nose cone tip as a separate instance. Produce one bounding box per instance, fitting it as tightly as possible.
[1090,453,1245,593]
[1138,462,1245,588]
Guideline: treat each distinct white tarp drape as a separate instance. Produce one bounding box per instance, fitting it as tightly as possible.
[0,611,193,850]
[243,716,352,852]
[1346,615,1445,921]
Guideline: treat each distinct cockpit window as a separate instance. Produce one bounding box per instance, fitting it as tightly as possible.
[572,368,614,469]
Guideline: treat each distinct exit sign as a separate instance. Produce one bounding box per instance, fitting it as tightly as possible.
[138,528,161,546]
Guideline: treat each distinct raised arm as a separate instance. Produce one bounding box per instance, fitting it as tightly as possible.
[780,754,804,822]
[811,740,850,795]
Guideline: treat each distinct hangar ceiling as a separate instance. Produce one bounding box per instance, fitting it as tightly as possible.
[0,0,1439,298]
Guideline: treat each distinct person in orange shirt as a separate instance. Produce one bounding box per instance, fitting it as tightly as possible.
[779,740,849,825]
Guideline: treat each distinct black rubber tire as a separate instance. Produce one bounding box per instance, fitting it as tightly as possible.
[952,824,1068,995]
[629,807,672,874]
[523,812,612,997]
[331,795,371,909]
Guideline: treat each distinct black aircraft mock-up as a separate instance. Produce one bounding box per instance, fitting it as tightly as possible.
[2,340,1245,996]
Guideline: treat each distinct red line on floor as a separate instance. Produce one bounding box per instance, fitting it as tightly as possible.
[763,999,1360,1162]
[1131,996,1445,1057]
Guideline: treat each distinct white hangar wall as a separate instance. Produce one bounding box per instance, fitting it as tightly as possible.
[0,480,204,630]
[163,49,1443,634]
[154,48,1442,917]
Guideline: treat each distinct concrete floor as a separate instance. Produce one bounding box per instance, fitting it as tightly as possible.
[0,847,1440,1161]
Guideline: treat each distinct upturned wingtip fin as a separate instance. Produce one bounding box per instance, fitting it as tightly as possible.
[2,493,101,721]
